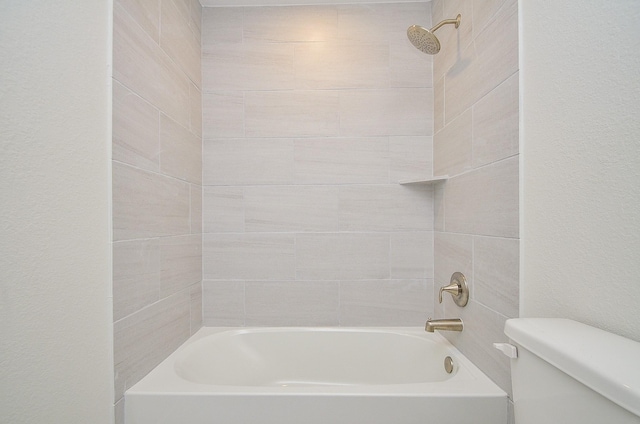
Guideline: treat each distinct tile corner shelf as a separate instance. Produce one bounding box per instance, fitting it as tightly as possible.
[399,175,449,185]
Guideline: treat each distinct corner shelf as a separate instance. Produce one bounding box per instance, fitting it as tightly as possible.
[399,175,449,185]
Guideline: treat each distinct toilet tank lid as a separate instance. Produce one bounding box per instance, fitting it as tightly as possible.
[505,318,640,418]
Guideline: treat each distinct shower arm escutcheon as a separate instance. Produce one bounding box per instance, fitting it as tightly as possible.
[438,272,469,307]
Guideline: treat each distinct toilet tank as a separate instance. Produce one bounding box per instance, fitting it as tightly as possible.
[504,319,640,424]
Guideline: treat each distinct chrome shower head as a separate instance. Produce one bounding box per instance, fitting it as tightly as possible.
[407,14,461,55]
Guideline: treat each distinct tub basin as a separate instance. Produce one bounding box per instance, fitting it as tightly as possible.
[125,327,507,424]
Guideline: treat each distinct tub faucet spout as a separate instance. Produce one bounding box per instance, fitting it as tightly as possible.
[425,318,463,332]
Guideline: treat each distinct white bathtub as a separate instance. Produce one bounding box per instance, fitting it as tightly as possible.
[125,327,507,424]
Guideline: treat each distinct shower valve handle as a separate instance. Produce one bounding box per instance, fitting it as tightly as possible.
[439,283,461,303]
[438,272,469,307]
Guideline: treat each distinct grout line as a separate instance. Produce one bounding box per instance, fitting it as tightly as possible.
[200,230,435,236]
[113,233,200,244]
[112,159,201,186]
[471,236,475,300]
[439,153,519,180]
[433,230,519,241]
[113,284,193,325]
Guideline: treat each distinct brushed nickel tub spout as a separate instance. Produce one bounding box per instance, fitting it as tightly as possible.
[425,318,463,333]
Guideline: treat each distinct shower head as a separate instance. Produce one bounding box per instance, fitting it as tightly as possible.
[407,25,441,55]
[407,14,461,55]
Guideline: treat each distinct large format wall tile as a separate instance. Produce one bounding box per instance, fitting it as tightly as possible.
[115,0,160,43]
[339,279,433,326]
[336,3,428,42]
[434,76,445,134]
[113,3,190,128]
[202,43,243,91]
[433,109,472,177]
[113,162,191,240]
[244,186,339,232]
[243,6,338,43]
[190,184,202,234]
[339,88,433,136]
[188,0,202,37]
[189,282,202,333]
[160,114,202,184]
[294,137,389,184]
[390,232,434,279]
[201,4,435,331]
[203,233,296,280]
[389,136,433,183]
[203,43,295,92]
[444,156,519,238]
[245,91,340,138]
[431,0,519,406]
[433,183,445,232]
[472,0,510,36]
[338,184,433,231]
[432,0,474,84]
[239,43,295,91]
[294,42,389,90]
[203,138,295,186]
[202,92,244,138]
[473,236,519,318]
[434,231,473,290]
[160,0,201,87]
[245,281,340,326]
[112,0,202,412]
[189,83,202,138]
[472,72,519,167]
[202,278,438,327]
[389,31,433,89]
[443,0,518,122]
[202,7,243,44]
[113,291,191,400]
[159,234,202,297]
[112,239,160,322]
[296,233,390,280]
[202,280,245,326]
[203,186,245,233]
[112,81,159,172]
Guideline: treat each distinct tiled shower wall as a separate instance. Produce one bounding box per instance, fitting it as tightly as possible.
[431,0,519,402]
[111,0,202,420]
[201,3,435,326]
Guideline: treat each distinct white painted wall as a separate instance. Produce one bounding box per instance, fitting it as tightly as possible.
[520,1,640,341]
[0,2,113,423]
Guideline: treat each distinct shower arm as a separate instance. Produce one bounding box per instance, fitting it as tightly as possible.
[430,14,461,33]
